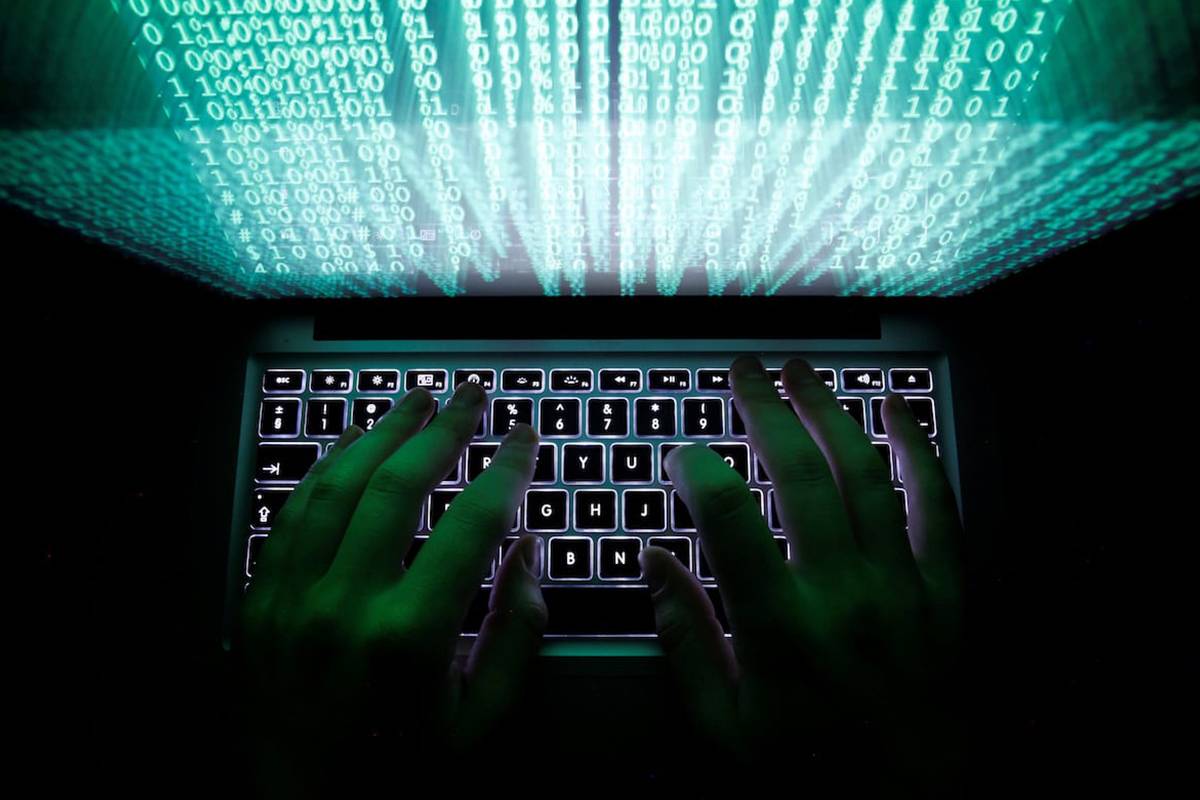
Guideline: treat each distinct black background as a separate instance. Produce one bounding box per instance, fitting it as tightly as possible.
[23,194,1192,793]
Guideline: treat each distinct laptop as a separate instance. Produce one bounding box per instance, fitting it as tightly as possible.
[3,2,1197,662]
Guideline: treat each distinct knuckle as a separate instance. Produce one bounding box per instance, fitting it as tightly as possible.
[306,472,356,505]
[442,489,508,532]
[368,459,427,499]
[839,454,895,490]
[693,476,754,528]
[770,453,834,488]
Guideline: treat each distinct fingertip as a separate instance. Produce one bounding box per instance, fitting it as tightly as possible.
[504,422,539,446]
[730,353,763,377]
[782,356,820,387]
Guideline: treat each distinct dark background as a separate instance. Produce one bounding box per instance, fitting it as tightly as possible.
[23,195,1191,793]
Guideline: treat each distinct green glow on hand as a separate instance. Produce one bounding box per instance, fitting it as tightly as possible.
[0,0,1197,297]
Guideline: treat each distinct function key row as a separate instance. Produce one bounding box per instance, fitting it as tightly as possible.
[264,367,933,395]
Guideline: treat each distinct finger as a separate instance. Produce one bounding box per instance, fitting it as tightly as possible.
[729,355,856,569]
[782,357,915,571]
[252,424,363,593]
[882,393,962,585]
[326,381,486,586]
[325,387,436,482]
[401,424,539,643]
[457,535,548,738]
[640,546,739,739]
[666,443,799,667]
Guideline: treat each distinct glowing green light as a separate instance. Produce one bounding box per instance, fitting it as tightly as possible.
[0,0,1196,297]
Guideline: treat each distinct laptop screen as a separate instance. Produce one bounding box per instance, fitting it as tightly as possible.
[1,0,1196,298]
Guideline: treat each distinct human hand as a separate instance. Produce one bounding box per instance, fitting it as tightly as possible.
[237,382,545,791]
[641,355,963,793]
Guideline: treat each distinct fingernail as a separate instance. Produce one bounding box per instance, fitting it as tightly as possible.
[639,549,667,593]
[730,354,764,378]
[507,422,538,445]
[662,443,690,481]
[520,535,541,576]
[404,388,433,411]
[452,380,486,407]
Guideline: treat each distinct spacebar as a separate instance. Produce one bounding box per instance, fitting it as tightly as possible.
[463,586,731,636]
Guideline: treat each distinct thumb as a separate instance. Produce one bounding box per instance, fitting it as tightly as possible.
[457,535,547,741]
[640,546,739,736]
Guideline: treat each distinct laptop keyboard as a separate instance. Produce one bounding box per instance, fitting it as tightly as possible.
[242,357,943,637]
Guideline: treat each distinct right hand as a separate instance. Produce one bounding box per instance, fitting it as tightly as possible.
[641,355,964,794]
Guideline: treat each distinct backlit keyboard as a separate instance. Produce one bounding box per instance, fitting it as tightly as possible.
[239,356,945,638]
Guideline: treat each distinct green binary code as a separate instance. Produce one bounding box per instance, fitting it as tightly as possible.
[0,1,1197,297]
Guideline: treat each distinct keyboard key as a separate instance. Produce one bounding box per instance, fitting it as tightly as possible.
[312,369,352,393]
[767,490,782,530]
[870,397,937,437]
[765,369,785,392]
[683,397,725,437]
[648,369,691,391]
[815,368,837,391]
[492,397,533,435]
[635,398,676,436]
[406,369,447,392]
[838,396,867,431]
[730,400,747,436]
[598,537,642,580]
[659,443,686,483]
[452,369,495,391]
[841,368,884,392]
[263,369,305,394]
[500,536,542,577]
[895,488,909,525]
[428,489,462,529]
[305,398,346,437]
[357,369,400,393]
[623,489,667,532]
[548,536,592,580]
[549,369,593,392]
[696,369,731,391]
[647,536,693,571]
[441,458,461,485]
[466,443,499,481]
[670,491,694,531]
[709,443,751,481]
[501,369,544,392]
[611,443,653,483]
[889,368,932,392]
[526,489,569,531]
[873,442,894,479]
[750,488,765,515]
[250,488,292,530]
[562,443,604,483]
[586,398,628,437]
[403,535,428,569]
[259,399,301,437]
[246,534,267,577]
[755,456,771,484]
[774,536,791,561]
[598,369,642,392]
[698,542,715,581]
[352,398,393,431]
[539,398,581,437]
[532,444,557,483]
[575,489,618,531]
[255,443,321,483]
